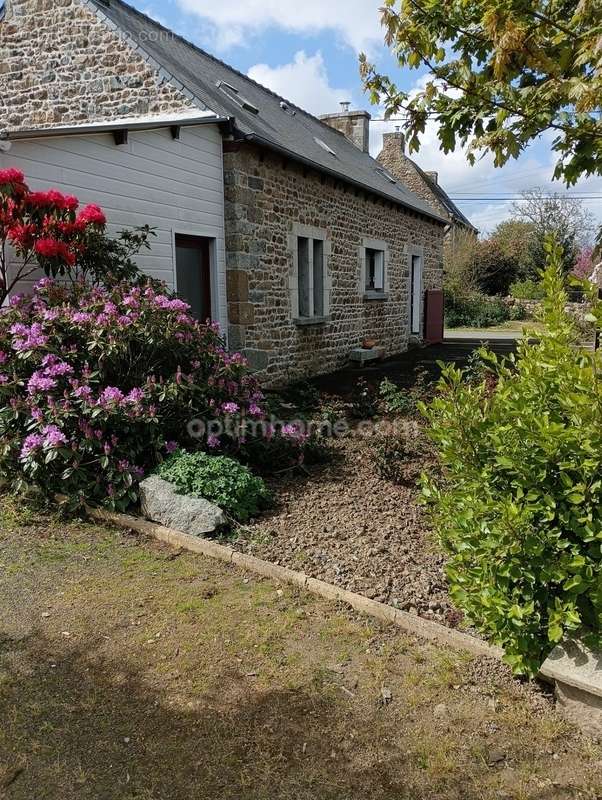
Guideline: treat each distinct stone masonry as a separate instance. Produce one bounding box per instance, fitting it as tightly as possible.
[224,142,444,385]
[377,131,452,223]
[0,0,197,131]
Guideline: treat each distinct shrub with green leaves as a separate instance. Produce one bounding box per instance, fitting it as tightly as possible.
[421,238,602,676]
[156,450,270,523]
[445,289,510,329]
[509,278,545,301]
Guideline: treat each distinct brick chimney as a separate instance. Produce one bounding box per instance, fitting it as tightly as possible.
[319,102,371,153]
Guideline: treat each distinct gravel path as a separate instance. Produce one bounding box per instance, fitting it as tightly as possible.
[232,433,463,629]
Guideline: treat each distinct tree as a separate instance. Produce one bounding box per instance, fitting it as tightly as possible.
[360,0,602,186]
[511,188,596,250]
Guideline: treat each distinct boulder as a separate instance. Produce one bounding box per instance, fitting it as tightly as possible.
[139,475,227,536]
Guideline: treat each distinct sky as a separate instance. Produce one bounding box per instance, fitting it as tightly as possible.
[138,0,601,238]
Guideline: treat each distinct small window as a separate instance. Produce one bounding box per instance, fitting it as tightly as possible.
[296,235,326,319]
[375,167,396,184]
[216,80,259,115]
[314,137,336,156]
[365,247,385,292]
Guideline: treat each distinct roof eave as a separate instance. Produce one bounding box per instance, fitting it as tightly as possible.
[2,116,230,141]
[242,133,447,226]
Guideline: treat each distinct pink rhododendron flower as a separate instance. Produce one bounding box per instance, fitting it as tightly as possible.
[207,434,220,449]
[165,440,178,454]
[20,433,44,459]
[42,425,67,448]
[27,371,57,394]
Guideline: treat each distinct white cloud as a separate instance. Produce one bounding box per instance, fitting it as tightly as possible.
[175,0,384,53]
[247,51,351,116]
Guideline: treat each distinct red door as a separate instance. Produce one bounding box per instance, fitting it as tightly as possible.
[424,289,444,344]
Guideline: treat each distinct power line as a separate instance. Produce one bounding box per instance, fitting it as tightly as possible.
[450,196,602,202]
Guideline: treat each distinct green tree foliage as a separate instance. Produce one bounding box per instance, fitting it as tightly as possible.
[421,239,602,675]
[360,0,602,185]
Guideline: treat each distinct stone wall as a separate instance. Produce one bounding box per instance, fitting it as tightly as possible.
[377,131,451,223]
[0,0,196,131]
[224,142,445,386]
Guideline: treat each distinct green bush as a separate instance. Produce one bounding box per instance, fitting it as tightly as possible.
[421,239,602,676]
[156,450,270,523]
[445,290,510,329]
[372,432,423,486]
[378,378,414,416]
[509,279,545,300]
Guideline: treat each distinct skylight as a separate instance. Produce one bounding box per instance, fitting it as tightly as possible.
[280,101,296,117]
[314,137,336,157]
[216,80,259,115]
[375,167,397,184]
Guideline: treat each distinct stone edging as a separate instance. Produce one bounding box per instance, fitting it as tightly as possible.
[86,506,502,660]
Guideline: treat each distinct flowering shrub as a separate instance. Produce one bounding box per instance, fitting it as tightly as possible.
[0,278,267,510]
[0,168,106,304]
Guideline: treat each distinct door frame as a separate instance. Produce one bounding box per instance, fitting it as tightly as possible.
[407,244,424,337]
[171,227,223,332]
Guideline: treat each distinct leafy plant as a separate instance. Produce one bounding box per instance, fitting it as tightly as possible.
[156,450,270,522]
[0,278,265,510]
[445,290,510,329]
[510,279,545,301]
[379,378,413,416]
[421,238,602,675]
[372,431,423,486]
[350,377,378,419]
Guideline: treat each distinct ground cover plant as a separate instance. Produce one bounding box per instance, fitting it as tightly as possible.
[156,449,271,523]
[422,239,602,675]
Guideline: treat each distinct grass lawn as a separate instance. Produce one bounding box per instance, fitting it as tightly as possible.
[1,496,601,800]
[445,320,547,336]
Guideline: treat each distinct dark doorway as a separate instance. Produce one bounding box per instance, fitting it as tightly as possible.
[174,234,212,322]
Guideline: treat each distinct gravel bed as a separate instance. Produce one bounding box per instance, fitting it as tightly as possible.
[232,432,465,629]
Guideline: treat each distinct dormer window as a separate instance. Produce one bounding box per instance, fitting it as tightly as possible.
[216,80,259,115]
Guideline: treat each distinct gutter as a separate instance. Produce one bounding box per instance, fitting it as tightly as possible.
[242,132,448,227]
[2,115,229,142]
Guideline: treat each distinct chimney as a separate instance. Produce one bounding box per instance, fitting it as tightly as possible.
[425,170,438,185]
[319,103,371,153]
[381,128,405,155]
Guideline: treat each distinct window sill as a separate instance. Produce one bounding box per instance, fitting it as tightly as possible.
[363,292,389,301]
[293,315,330,327]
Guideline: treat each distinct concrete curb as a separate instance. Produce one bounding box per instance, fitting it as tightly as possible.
[86,506,503,660]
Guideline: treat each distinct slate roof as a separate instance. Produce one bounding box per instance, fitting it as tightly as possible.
[88,0,446,224]
[413,162,478,233]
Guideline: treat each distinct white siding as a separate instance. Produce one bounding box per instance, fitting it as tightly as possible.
[0,124,228,335]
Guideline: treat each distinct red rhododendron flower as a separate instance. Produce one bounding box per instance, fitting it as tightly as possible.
[0,168,25,186]
[77,204,106,226]
[34,237,62,258]
[7,223,37,249]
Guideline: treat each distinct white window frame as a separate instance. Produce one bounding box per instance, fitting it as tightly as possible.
[359,238,390,299]
[288,224,331,322]
[406,244,424,336]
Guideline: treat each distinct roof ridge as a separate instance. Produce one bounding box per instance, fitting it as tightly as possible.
[89,0,353,140]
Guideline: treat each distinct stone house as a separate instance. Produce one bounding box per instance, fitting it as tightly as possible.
[0,0,448,384]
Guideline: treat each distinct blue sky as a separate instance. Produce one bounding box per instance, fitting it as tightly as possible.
[138,0,601,238]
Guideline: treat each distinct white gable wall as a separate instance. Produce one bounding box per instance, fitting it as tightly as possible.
[0,122,228,336]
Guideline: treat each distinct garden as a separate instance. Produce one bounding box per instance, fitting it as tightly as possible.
[1,167,601,687]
